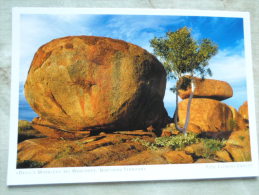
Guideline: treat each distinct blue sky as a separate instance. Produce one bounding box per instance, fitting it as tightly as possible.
[19,13,247,120]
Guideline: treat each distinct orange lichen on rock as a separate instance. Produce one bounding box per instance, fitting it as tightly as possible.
[25,36,168,137]
[178,98,233,133]
[178,77,233,101]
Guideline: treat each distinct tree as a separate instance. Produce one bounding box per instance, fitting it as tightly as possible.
[150,27,218,134]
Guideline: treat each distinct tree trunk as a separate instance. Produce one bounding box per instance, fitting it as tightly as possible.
[174,80,195,135]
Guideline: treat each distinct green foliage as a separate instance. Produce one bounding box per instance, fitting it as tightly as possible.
[134,133,226,159]
[176,76,192,90]
[155,133,198,150]
[150,26,218,79]
[134,133,199,151]
[201,138,226,158]
[18,120,32,132]
[133,137,159,150]
[229,119,238,131]
[150,27,218,134]
[17,160,45,168]
[18,120,45,143]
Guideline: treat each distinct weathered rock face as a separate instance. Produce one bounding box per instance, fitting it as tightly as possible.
[239,101,249,121]
[178,77,233,101]
[163,151,193,164]
[178,98,233,133]
[16,130,177,167]
[25,36,168,135]
[228,106,247,131]
[224,130,251,161]
[17,131,156,167]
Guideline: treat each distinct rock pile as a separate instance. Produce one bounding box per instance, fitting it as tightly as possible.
[24,36,169,138]
[178,77,247,133]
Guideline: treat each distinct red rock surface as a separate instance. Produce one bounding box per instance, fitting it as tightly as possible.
[228,106,247,130]
[239,101,249,121]
[25,36,168,136]
[17,131,156,167]
[224,130,251,161]
[163,151,193,164]
[178,98,233,133]
[178,77,233,101]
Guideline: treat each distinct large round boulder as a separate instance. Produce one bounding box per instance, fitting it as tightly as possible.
[25,36,168,136]
[178,98,233,133]
[178,77,233,101]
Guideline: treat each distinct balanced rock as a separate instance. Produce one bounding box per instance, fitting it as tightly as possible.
[239,101,249,121]
[178,77,233,101]
[25,36,168,136]
[178,98,233,133]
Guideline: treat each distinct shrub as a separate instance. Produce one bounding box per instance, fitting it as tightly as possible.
[17,160,45,168]
[134,132,226,159]
[200,138,226,158]
[155,133,198,150]
[18,120,32,132]
[229,119,238,131]
[134,133,199,150]
[18,120,46,143]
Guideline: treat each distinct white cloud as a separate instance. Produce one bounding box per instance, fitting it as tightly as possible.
[209,49,246,84]
[19,14,94,82]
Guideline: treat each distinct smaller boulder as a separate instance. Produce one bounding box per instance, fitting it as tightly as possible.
[178,77,233,101]
[215,150,232,162]
[178,98,233,133]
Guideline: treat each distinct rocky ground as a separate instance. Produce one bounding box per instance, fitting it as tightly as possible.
[17,121,251,168]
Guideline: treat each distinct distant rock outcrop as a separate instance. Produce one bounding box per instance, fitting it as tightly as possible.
[178,77,233,101]
[239,101,249,121]
[25,36,168,138]
[228,106,247,130]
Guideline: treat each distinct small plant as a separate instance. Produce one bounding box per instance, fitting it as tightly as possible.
[200,138,226,158]
[133,137,159,150]
[229,119,238,131]
[17,160,46,168]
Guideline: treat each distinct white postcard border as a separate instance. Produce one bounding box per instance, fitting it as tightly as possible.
[7,8,259,186]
